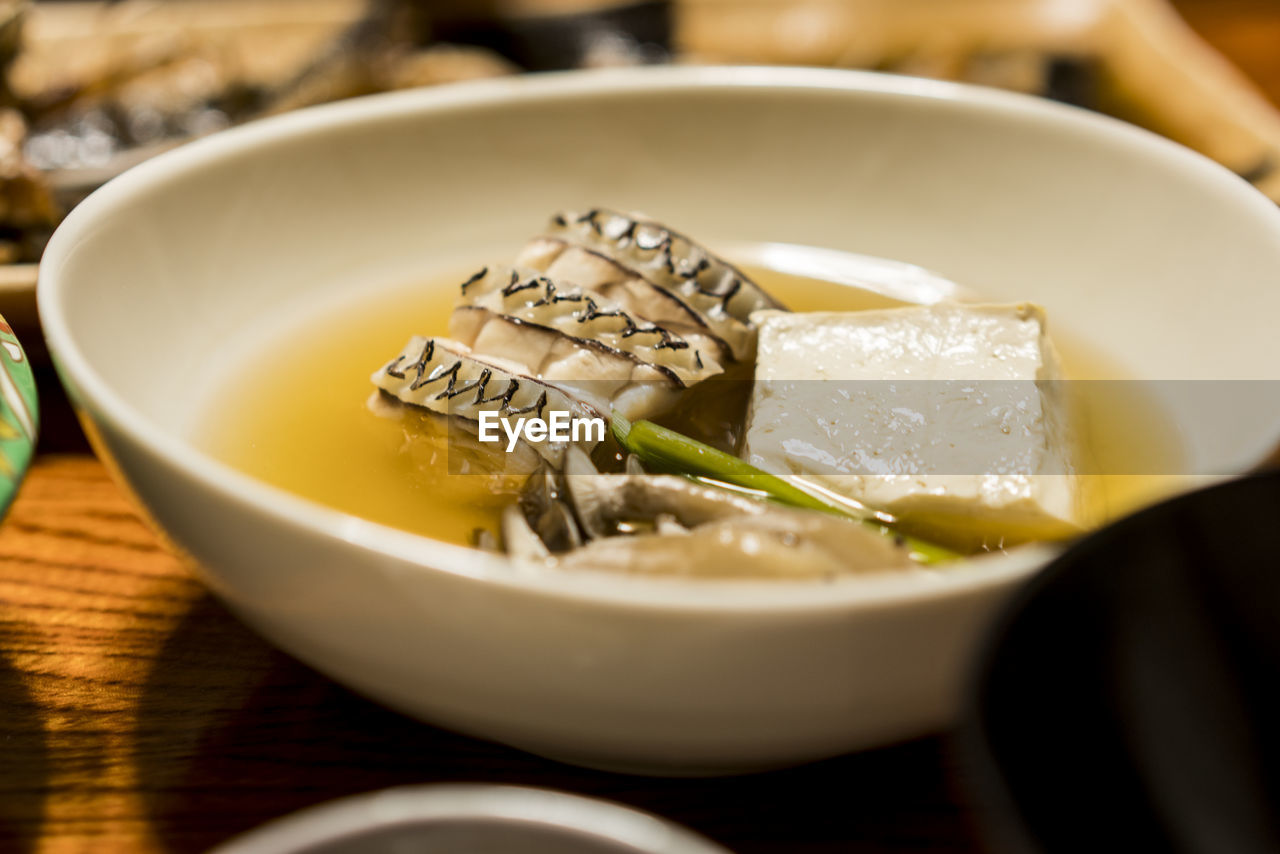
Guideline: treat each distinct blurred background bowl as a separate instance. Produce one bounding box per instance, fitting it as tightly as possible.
[207,784,731,854]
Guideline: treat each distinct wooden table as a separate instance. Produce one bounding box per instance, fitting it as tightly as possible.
[3,2,1277,851]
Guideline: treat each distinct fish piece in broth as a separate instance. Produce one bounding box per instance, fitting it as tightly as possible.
[456,265,725,385]
[369,210,788,463]
[516,237,742,362]
[371,335,601,466]
[548,207,786,333]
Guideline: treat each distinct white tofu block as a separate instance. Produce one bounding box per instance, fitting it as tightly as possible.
[742,304,1079,549]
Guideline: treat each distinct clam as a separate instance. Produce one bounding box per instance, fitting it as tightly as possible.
[506,447,917,578]
[517,465,585,553]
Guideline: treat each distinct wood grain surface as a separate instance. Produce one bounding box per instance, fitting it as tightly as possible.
[0,458,984,853]
[3,1,1278,852]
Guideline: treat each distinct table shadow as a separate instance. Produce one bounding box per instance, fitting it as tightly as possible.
[0,650,51,854]
[135,593,979,854]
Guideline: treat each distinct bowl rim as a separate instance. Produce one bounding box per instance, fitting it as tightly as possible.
[37,65,1280,613]
[0,312,38,518]
[206,783,731,854]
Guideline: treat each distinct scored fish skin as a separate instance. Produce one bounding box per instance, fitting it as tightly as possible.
[448,305,683,420]
[456,265,724,386]
[516,237,742,362]
[548,207,785,335]
[369,210,790,464]
[371,335,601,465]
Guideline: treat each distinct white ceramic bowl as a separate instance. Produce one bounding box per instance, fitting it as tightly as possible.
[208,785,729,854]
[39,67,1280,775]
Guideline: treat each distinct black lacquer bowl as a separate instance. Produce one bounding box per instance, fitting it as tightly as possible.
[963,472,1280,853]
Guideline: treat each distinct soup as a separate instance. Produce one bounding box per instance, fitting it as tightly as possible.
[198,249,1184,552]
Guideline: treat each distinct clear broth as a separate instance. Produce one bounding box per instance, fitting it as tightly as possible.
[198,261,1185,548]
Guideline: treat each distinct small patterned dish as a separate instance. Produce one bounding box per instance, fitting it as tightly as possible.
[207,784,730,854]
[0,313,37,518]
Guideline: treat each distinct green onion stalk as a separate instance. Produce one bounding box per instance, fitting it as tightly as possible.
[611,413,959,565]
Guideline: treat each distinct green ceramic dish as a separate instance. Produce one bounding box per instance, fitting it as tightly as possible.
[0,313,37,517]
